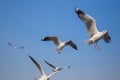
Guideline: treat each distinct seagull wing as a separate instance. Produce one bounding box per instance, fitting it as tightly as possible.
[44,60,56,69]
[41,36,61,46]
[48,71,58,79]
[8,42,16,49]
[67,40,78,50]
[8,42,14,47]
[29,55,45,76]
[75,8,99,37]
[103,32,111,43]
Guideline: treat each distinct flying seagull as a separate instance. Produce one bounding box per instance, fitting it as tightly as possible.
[41,36,78,53]
[29,55,59,80]
[44,60,70,72]
[8,42,24,50]
[75,8,111,50]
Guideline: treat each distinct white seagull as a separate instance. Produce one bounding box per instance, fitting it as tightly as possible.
[41,36,78,53]
[8,42,24,50]
[75,8,111,50]
[29,55,59,80]
[44,60,70,72]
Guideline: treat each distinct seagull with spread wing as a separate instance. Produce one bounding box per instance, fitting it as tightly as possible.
[41,36,78,53]
[29,55,59,80]
[75,8,111,50]
[44,60,70,72]
[8,42,24,50]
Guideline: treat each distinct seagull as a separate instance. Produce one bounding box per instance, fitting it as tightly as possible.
[44,60,70,72]
[8,42,24,50]
[29,55,59,80]
[41,36,78,53]
[75,8,111,50]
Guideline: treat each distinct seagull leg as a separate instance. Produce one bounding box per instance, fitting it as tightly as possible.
[94,43,101,51]
[94,43,97,50]
[56,49,61,54]
[58,51,61,54]
[96,44,101,51]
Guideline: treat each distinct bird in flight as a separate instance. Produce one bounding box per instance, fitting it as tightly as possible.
[44,60,70,72]
[8,42,24,50]
[75,8,111,50]
[41,36,78,53]
[29,55,59,80]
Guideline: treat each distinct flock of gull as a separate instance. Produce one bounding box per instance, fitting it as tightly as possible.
[8,7,111,80]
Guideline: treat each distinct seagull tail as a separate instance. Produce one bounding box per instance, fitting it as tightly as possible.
[85,40,93,45]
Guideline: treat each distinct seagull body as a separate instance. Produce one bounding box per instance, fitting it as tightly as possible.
[8,42,24,50]
[44,60,70,72]
[41,36,78,53]
[29,55,58,80]
[75,8,111,50]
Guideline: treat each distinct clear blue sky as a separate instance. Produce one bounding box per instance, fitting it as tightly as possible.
[0,0,120,80]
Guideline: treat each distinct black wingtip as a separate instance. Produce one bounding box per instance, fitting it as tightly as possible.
[28,54,31,58]
[28,55,34,61]
[75,7,85,15]
[75,7,79,12]
[41,38,44,41]
[44,60,47,63]
[76,48,79,50]
[8,42,11,45]
[41,37,50,41]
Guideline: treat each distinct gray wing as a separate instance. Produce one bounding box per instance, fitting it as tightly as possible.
[67,40,78,50]
[75,8,99,37]
[29,55,45,76]
[44,60,56,69]
[103,32,111,43]
[41,36,61,46]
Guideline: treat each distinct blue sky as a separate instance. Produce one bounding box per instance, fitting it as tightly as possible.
[0,0,120,80]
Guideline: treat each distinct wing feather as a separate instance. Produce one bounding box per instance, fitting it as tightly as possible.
[67,40,78,50]
[29,55,45,76]
[44,60,56,69]
[41,36,61,46]
[75,8,99,37]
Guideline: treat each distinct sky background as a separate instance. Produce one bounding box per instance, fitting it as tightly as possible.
[0,0,120,80]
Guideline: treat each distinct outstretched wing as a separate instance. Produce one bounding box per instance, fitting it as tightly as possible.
[41,36,61,46]
[44,60,56,69]
[29,55,45,76]
[75,8,99,37]
[67,40,78,50]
